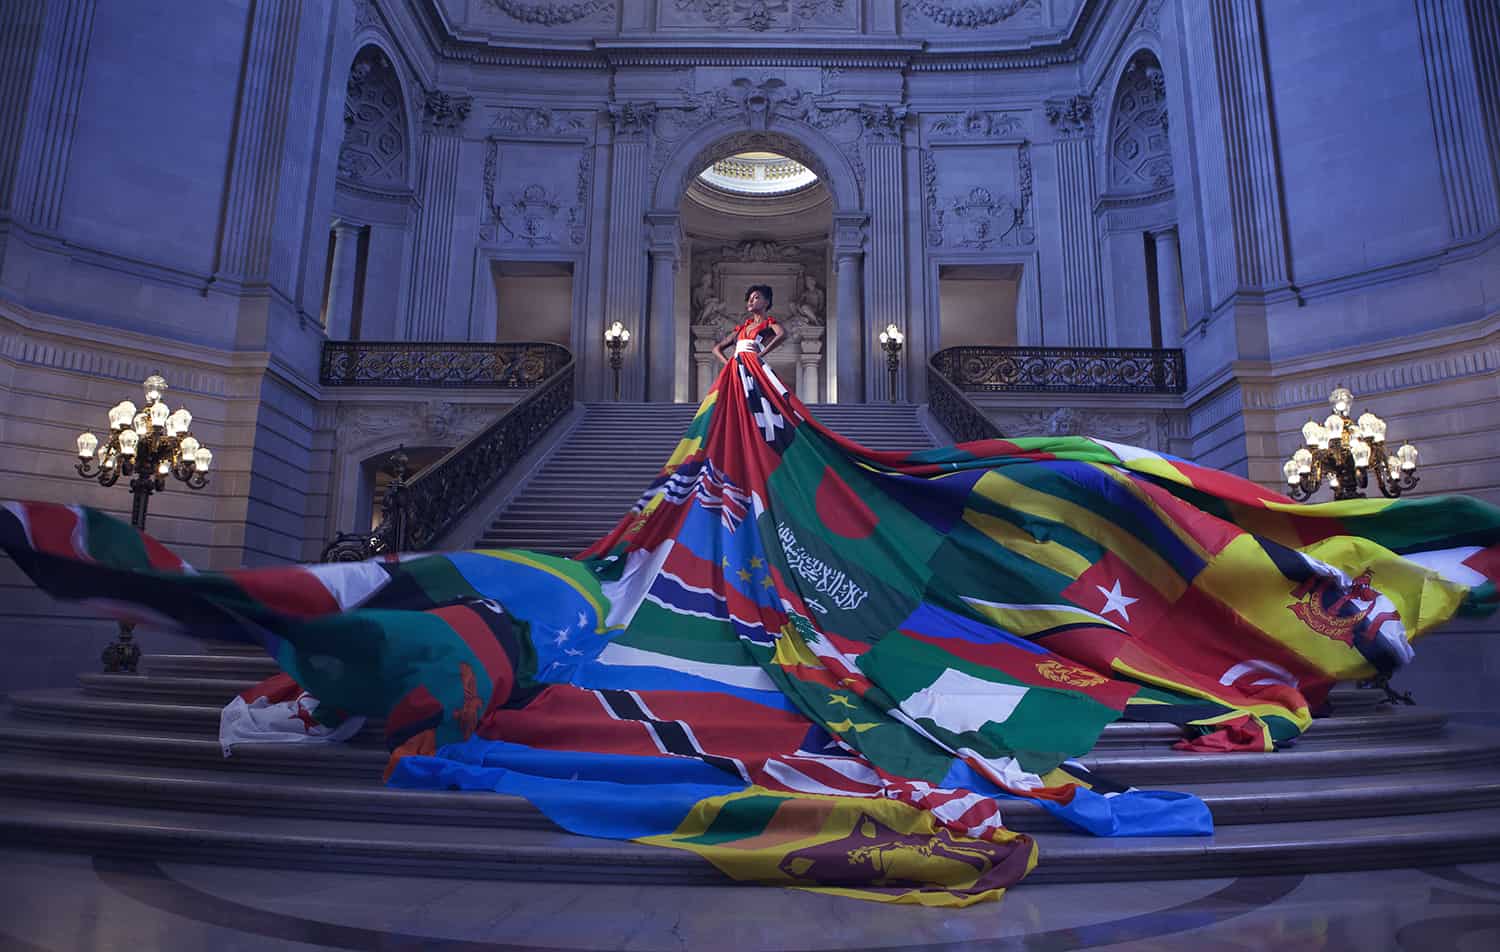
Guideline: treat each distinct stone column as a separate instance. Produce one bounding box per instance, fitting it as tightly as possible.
[1152,227,1185,348]
[797,327,825,403]
[602,103,656,402]
[1414,0,1500,240]
[863,106,908,402]
[404,90,470,340]
[1046,95,1108,346]
[832,213,868,404]
[3,0,92,230]
[691,325,721,402]
[645,210,681,403]
[323,219,363,339]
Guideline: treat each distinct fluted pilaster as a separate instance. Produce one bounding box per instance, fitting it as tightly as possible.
[603,113,651,401]
[1193,0,1291,296]
[404,90,470,340]
[645,210,681,403]
[832,213,867,404]
[1415,0,1500,240]
[213,0,303,286]
[866,142,905,402]
[1056,137,1108,346]
[7,0,94,231]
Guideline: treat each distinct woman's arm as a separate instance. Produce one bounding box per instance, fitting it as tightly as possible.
[758,320,788,359]
[711,327,737,365]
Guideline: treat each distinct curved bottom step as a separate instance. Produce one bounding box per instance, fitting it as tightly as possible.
[3,798,1497,887]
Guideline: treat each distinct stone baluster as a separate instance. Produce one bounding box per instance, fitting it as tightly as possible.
[797,327,824,403]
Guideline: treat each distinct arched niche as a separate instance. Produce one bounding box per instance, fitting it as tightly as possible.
[1106,49,1173,193]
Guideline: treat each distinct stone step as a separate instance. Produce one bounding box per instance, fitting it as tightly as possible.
[80,673,249,706]
[1,758,1495,835]
[0,697,1475,781]
[1,794,1495,886]
[0,724,392,779]
[145,653,281,680]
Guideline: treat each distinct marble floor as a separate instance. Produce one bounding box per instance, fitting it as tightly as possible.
[0,848,1497,951]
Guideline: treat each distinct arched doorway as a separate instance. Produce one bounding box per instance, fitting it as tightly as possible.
[644,124,869,403]
[680,152,833,403]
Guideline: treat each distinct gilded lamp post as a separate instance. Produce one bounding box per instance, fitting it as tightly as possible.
[604,320,631,401]
[74,374,213,671]
[878,322,905,403]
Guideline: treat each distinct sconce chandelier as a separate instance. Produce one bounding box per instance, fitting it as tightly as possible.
[1282,387,1418,502]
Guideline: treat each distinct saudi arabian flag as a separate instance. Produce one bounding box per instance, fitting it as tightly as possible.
[857,626,1126,775]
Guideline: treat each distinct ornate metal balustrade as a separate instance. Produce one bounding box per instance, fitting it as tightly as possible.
[320,340,571,389]
[926,355,1007,444]
[931,346,1187,394]
[322,348,575,561]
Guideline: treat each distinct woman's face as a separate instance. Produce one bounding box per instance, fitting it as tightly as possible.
[746,290,768,313]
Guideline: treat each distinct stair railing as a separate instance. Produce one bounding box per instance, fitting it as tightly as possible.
[926,352,1007,443]
[321,341,575,561]
[930,345,1187,394]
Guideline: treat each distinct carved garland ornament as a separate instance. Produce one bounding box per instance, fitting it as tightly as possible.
[480,0,613,25]
[675,0,847,32]
[903,0,1034,29]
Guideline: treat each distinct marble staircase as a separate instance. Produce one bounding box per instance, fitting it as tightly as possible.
[2,643,1498,885]
[477,402,937,556]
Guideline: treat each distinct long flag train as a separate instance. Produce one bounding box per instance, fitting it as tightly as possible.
[4,346,1499,905]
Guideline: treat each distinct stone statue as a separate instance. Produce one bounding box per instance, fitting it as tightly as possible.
[791,274,825,326]
[691,271,728,326]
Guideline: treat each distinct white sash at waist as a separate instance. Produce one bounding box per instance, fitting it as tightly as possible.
[734,339,763,355]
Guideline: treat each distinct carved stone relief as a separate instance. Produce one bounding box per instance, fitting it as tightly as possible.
[335,399,492,450]
[1108,52,1172,192]
[1045,94,1095,138]
[421,90,473,132]
[1133,0,1165,35]
[923,142,1034,249]
[480,140,591,247]
[689,238,827,333]
[902,0,1042,30]
[928,110,1027,140]
[340,47,407,186]
[986,406,1181,451]
[490,106,593,138]
[667,0,853,32]
[351,0,385,31]
[479,0,614,26]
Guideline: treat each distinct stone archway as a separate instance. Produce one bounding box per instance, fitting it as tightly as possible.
[644,122,869,403]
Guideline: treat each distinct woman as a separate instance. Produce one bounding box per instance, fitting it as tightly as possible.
[712,284,787,365]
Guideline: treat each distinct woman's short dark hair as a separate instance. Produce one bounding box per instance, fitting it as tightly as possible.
[745,284,773,306]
